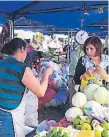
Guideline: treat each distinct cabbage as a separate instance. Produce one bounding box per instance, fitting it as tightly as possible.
[65,107,84,122]
[83,84,100,101]
[84,101,101,116]
[72,92,87,108]
[93,87,108,105]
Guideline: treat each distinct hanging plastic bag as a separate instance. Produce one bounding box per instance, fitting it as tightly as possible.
[38,88,56,109]
[45,83,68,107]
[25,91,38,127]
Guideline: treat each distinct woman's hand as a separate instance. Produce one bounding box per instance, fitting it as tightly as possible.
[95,65,109,82]
[86,68,95,77]
[44,67,53,76]
[95,65,106,76]
[80,68,95,81]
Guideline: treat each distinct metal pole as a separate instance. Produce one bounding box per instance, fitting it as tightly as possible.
[67,29,70,64]
[8,20,14,40]
[12,19,14,39]
[8,13,15,40]
[70,29,73,63]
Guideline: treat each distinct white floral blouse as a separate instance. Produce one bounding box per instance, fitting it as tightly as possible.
[82,54,109,72]
[74,54,109,85]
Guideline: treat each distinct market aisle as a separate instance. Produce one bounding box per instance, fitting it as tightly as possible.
[39,100,70,123]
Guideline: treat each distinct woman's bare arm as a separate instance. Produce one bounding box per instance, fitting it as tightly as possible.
[22,67,52,97]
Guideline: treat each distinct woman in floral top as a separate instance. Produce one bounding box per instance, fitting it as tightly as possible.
[74,36,109,86]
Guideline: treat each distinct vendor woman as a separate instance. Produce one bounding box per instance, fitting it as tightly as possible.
[0,38,53,137]
[74,36,109,88]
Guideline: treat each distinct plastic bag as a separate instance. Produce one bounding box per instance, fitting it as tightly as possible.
[38,88,56,109]
[36,120,57,132]
[39,61,63,90]
[45,84,68,107]
[25,91,38,127]
[84,101,109,121]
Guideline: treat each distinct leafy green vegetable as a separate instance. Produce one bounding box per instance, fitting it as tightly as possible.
[35,132,41,137]
[36,127,69,137]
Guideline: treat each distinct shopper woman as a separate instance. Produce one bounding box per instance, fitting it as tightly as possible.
[74,36,109,87]
[0,38,52,137]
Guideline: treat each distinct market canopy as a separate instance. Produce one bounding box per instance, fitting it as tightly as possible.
[0,1,108,37]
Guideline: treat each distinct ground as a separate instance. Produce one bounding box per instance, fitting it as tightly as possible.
[39,102,69,122]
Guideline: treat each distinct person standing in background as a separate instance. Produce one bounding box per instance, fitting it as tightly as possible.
[74,36,109,89]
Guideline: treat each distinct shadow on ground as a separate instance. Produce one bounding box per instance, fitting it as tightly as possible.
[39,100,70,122]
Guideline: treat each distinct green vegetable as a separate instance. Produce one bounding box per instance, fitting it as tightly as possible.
[62,132,69,137]
[36,127,69,137]
[35,132,41,137]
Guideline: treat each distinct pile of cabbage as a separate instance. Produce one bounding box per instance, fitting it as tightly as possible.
[82,84,109,105]
[65,84,109,123]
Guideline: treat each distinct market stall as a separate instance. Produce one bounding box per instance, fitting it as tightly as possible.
[33,84,109,137]
[0,1,108,137]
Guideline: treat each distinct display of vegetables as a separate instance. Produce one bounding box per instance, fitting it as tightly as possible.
[35,118,109,137]
[83,84,109,105]
[35,83,109,137]
[35,127,69,137]
[72,115,109,137]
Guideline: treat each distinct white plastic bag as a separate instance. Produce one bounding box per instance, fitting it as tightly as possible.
[25,91,38,127]
[36,120,57,132]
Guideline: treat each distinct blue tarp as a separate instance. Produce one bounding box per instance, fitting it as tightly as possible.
[0,1,108,37]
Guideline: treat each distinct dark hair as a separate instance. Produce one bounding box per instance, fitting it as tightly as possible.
[1,38,27,55]
[37,51,47,59]
[103,47,109,55]
[25,39,30,44]
[83,36,103,56]
[25,50,37,66]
